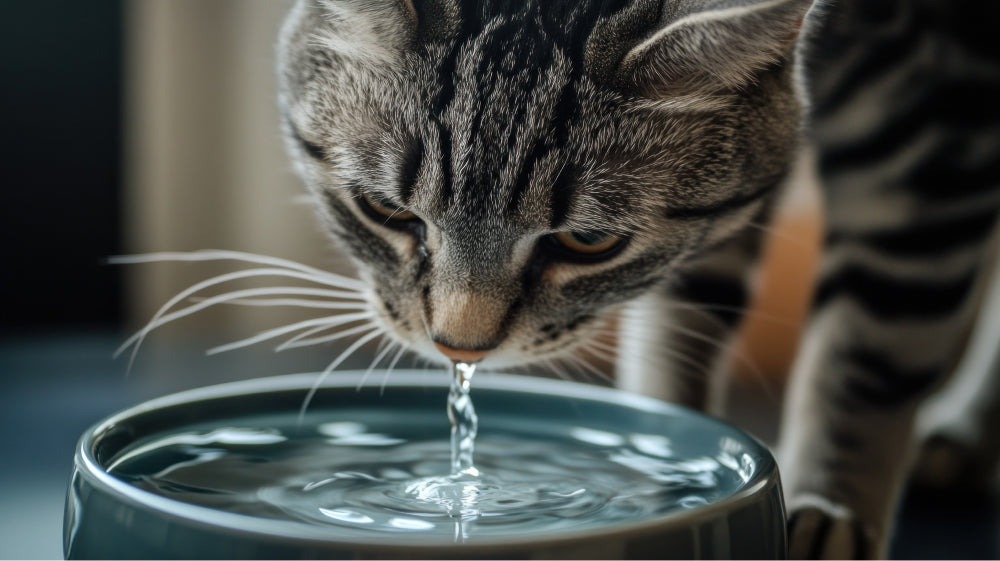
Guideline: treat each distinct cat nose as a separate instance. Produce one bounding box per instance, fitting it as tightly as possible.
[433,341,492,363]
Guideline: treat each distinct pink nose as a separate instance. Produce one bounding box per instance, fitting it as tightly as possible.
[433,342,490,363]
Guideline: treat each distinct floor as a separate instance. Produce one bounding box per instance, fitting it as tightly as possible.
[0,332,996,559]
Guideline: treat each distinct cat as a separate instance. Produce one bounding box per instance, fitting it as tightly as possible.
[275,0,1000,557]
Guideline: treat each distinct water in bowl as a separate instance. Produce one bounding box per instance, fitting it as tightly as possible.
[107,365,752,543]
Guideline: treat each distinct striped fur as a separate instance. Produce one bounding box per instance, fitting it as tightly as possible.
[780,1,1000,557]
[277,0,1000,558]
[277,0,805,367]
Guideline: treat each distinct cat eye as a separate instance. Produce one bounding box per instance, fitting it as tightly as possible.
[551,231,625,256]
[359,192,418,222]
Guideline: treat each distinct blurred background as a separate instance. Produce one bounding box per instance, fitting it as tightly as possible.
[0,0,993,558]
[1,2,342,557]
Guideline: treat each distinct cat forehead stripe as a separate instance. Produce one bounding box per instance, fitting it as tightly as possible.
[422,1,631,221]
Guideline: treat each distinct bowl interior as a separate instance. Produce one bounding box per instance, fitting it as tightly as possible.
[67,372,784,558]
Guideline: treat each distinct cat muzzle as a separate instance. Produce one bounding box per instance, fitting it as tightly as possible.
[432,341,492,364]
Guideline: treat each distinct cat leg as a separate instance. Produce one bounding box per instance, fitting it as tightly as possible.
[618,226,767,412]
[790,0,1000,554]
[913,351,1000,491]
[779,216,1000,559]
[912,236,1000,491]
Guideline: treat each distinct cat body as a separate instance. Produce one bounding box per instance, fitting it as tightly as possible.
[277,0,1000,557]
[779,1,1000,557]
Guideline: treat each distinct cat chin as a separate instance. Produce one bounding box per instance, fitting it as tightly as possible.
[370,304,609,372]
[468,338,600,371]
[394,338,586,372]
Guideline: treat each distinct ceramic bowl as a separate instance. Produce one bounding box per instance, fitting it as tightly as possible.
[64,372,785,559]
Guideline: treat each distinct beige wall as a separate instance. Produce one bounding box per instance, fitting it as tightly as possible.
[123,0,354,343]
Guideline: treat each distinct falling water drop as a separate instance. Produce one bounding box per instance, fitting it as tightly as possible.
[448,361,479,477]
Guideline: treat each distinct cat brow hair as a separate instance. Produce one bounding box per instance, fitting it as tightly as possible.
[664,180,782,219]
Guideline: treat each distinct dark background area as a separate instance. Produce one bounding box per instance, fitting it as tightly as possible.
[0,0,124,334]
[0,2,129,557]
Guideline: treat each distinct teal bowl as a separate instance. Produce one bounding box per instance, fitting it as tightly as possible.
[64,372,785,559]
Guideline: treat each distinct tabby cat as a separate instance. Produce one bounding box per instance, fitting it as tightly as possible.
[276,0,1000,557]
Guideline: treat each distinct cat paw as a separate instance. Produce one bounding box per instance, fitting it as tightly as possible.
[910,433,999,491]
[787,495,878,559]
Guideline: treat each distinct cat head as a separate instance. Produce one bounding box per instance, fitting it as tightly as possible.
[277,0,814,368]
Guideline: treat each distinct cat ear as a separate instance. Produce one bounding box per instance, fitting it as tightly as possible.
[612,0,815,96]
[309,0,420,63]
[311,0,461,56]
[412,0,461,44]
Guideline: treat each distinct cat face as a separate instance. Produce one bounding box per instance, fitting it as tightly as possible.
[277,0,810,368]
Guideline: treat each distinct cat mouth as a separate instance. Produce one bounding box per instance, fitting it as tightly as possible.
[370,286,615,384]
[454,315,616,386]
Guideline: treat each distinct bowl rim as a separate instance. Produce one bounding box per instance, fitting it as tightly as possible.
[73,371,781,554]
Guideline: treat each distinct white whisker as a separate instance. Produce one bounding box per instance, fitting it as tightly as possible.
[124,285,363,351]
[588,333,712,382]
[542,358,574,383]
[583,337,621,356]
[203,297,369,310]
[204,315,369,355]
[115,267,364,372]
[563,353,614,386]
[357,338,398,391]
[666,321,765,385]
[661,302,737,335]
[578,341,617,364]
[275,315,369,350]
[574,345,616,376]
[109,249,365,290]
[276,321,377,351]
[298,327,386,422]
[188,284,365,303]
[380,344,409,395]
[615,319,775,402]
[373,335,392,357]
[277,317,378,350]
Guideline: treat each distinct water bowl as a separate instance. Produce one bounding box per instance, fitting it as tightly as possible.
[64,372,786,559]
